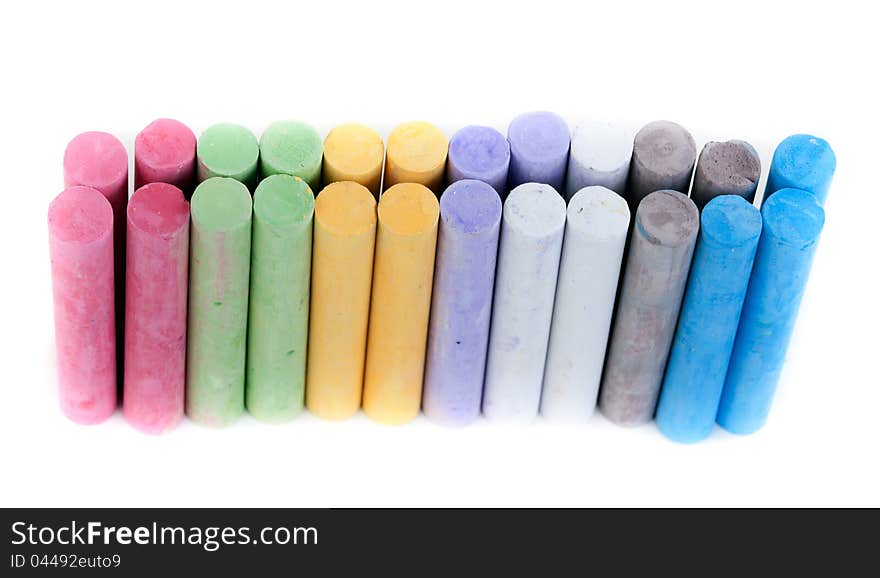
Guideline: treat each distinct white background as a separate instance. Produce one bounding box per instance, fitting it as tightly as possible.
[1,1,877,507]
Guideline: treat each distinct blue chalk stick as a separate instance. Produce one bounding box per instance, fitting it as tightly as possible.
[656,196,762,443]
[446,125,511,196]
[716,188,825,435]
[764,134,836,204]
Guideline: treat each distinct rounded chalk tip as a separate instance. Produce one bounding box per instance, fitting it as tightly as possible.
[48,186,114,244]
[253,174,314,228]
[447,125,510,177]
[770,133,836,187]
[567,186,630,241]
[63,131,128,191]
[701,195,762,248]
[378,182,440,236]
[507,111,570,160]
[439,179,502,235]
[503,182,567,237]
[635,189,699,247]
[386,121,448,168]
[191,177,252,231]
[323,123,384,176]
[632,120,696,173]
[197,123,259,178]
[569,120,633,172]
[694,140,761,202]
[761,188,825,249]
[128,182,189,238]
[315,181,377,237]
[135,118,196,169]
[259,120,323,174]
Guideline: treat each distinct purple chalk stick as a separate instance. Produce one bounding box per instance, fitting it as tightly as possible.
[447,125,511,196]
[423,179,503,426]
[507,111,570,192]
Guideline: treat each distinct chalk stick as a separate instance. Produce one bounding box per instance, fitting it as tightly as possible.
[506,111,570,192]
[196,123,259,190]
[423,180,502,426]
[655,195,762,443]
[123,183,190,434]
[259,120,324,190]
[363,183,439,424]
[626,120,696,208]
[565,121,633,200]
[185,177,253,427]
[483,183,566,423]
[384,121,448,193]
[306,182,377,420]
[48,186,116,424]
[245,175,314,423]
[322,123,384,197]
[541,186,630,422]
[690,140,761,210]
[599,190,699,426]
[764,134,836,204]
[63,131,128,379]
[717,188,825,434]
[134,118,197,195]
[446,125,510,196]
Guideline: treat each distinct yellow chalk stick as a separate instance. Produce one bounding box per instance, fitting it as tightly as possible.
[384,121,447,193]
[305,182,377,420]
[322,123,385,197]
[362,183,439,424]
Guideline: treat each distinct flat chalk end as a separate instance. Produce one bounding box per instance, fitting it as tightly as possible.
[63,132,128,192]
[191,177,252,231]
[315,181,376,237]
[49,186,114,244]
[567,186,630,241]
[761,188,825,249]
[636,189,699,247]
[439,179,502,235]
[504,183,567,238]
[507,111,570,161]
[701,195,762,248]
[253,174,314,228]
[128,183,189,237]
[379,183,439,236]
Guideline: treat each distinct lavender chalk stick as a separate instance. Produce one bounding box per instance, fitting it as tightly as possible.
[690,140,761,210]
[446,125,510,196]
[599,190,699,426]
[506,112,570,192]
[626,120,696,209]
[565,121,633,200]
[422,180,502,426]
[541,187,630,422]
[483,183,566,423]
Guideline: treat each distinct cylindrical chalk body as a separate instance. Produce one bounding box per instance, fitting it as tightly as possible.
[626,120,696,208]
[717,188,825,434]
[363,183,439,424]
[483,183,566,423]
[506,111,570,192]
[123,183,190,434]
[540,186,630,422]
[690,140,761,209]
[246,175,314,423]
[63,131,128,374]
[259,120,324,190]
[196,123,260,190]
[322,123,384,196]
[306,182,377,420]
[48,186,116,424]
[423,180,502,426]
[384,121,448,193]
[655,195,762,443]
[446,125,510,195]
[764,134,836,204]
[134,118,197,195]
[565,121,633,200]
[186,177,253,426]
[599,190,699,426]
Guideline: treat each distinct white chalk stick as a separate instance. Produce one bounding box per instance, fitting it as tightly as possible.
[541,186,630,422]
[483,183,566,423]
[565,121,633,201]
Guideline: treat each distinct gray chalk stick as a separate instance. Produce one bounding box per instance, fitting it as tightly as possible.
[626,121,696,209]
[690,140,761,209]
[599,189,699,426]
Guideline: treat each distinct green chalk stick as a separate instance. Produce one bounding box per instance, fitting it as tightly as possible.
[259,120,323,189]
[197,123,260,190]
[186,177,253,427]
[246,175,314,422]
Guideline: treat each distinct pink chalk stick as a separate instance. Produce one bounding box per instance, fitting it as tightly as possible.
[48,186,117,424]
[63,132,129,376]
[123,183,190,434]
[134,119,197,194]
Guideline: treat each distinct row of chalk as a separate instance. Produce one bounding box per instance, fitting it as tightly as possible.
[49,113,835,442]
